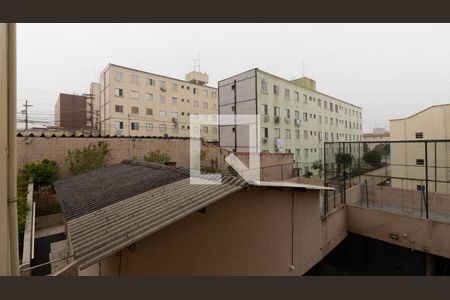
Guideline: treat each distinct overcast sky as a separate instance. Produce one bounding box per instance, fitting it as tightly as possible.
[17,23,450,131]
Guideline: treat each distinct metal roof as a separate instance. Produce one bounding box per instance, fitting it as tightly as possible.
[67,176,247,270]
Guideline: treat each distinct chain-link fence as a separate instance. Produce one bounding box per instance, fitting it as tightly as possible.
[323,141,450,222]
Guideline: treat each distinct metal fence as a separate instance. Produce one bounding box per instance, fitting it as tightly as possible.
[323,140,450,222]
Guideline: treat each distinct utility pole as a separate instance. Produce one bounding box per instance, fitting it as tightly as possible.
[23,100,33,130]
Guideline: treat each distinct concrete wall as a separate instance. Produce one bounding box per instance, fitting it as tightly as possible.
[17,137,294,180]
[81,186,346,276]
[346,205,450,259]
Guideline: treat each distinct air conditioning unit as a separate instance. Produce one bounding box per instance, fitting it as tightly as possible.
[274,116,280,123]
[294,119,301,127]
[262,137,268,144]
[263,115,270,123]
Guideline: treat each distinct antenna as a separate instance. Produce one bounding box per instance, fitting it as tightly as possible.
[192,53,201,72]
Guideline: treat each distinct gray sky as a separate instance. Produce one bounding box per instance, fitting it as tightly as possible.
[17,23,450,132]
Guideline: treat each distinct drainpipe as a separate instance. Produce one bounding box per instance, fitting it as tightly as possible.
[7,23,19,275]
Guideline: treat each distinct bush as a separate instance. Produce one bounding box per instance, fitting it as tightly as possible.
[17,175,30,250]
[143,149,171,164]
[304,171,313,178]
[312,160,323,179]
[22,159,59,191]
[335,153,353,165]
[67,141,111,175]
[363,150,382,167]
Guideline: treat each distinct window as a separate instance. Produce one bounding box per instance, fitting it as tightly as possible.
[131,122,139,130]
[263,127,269,138]
[193,100,199,108]
[330,103,334,112]
[416,132,424,139]
[146,78,156,86]
[203,127,209,133]
[304,149,309,158]
[146,108,153,116]
[295,130,300,139]
[115,88,123,97]
[115,105,123,113]
[131,91,139,99]
[285,129,291,139]
[274,128,281,138]
[325,117,328,124]
[159,95,166,103]
[295,149,301,160]
[172,97,177,105]
[131,74,139,84]
[159,110,166,117]
[203,90,208,97]
[303,94,307,103]
[146,123,153,131]
[212,127,217,134]
[172,83,178,91]
[273,85,279,95]
[330,118,334,125]
[193,88,198,94]
[295,91,299,101]
[261,79,268,93]
[114,121,123,129]
[145,93,153,101]
[319,115,322,123]
[212,103,217,110]
[131,106,139,115]
[203,102,208,109]
[262,104,269,115]
[160,81,166,89]
[274,106,280,117]
[114,71,123,81]
[318,99,321,107]
[172,112,178,118]
[304,130,308,140]
[295,111,300,120]
[324,101,328,109]
[285,88,290,99]
[159,124,166,132]
[212,92,217,98]
[335,104,338,113]
[285,109,290,118]
[303,112,308,121]
[416,159,425,165]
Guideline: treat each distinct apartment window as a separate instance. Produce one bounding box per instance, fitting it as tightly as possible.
[193,100,199,108]
[295,111,300,120]
[114,71,123,81]
[145,93,153,101]
[146,123,153,131]
[203,127,209,133]
[172,97,177,105]
[159,124,166,132]
[131,122,139,130]
[304,149,309,158]
[213,127,217,134]
[285,129,291,139]
[319,115,322,123]
[131,106,139,115]
[295,149,301,160]
[336,118,338,127]
[115,105,123,113]
[212,103,217,110]
[203,90,208,97]
[146,78,156,86]
[295,130,300,139]
[274,106,280,117]
[172,112,178,118]
[335,104,338,113]
[331,132,334,141]
[325,117,328,124]
[209,91,216,98]
[416,132,424,139]
[160,95,166,103]
[303,94,307,103]
[295,91,299,101]
[193,88,198,94]
[318,99,321,107]
[285,109,290,118]
[146,108,153,116]
[416,159,425,165]
[260,79,268,93]
[115,88,123,97]
[318,132,322,141]
[159,110,166,117]
[262,127,269,138]
[330,118,334,125]
[324,101,328,109]
[203,102,208,109]
[303,112,308,121]
[304,130,308,140]
[274,128,281,138]
[172,83,178,91]
[330,103,334,112]
[273,85,279,95]
[131,91,139,99]
[114,121,123,129]
[285,88,290,100]
[160,81,166,89]
[325,132,329,141]
[131,74,139,84]
[262,104,269,115]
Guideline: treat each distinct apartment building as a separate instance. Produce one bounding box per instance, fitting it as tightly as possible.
[218,68,363,174]
[54,93,89,131]
[99,64,219,141]
[390,104,450,193]
[363,127,390,142]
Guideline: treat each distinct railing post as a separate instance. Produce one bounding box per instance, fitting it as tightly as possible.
[425,141,429,219]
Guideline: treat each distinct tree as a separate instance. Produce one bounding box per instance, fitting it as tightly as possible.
[22,159,59,190]
[67,141,111,175]
[312,160,324,179]
[363,150,382,167]
[143,149,171,164]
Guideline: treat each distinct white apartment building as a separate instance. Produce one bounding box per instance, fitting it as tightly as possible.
[99,64,219,141]
[218,68,363,175]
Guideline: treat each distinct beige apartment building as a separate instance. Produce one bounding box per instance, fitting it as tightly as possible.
[390,104,450,193]
[363,127,390,142]
[99,64,219,141]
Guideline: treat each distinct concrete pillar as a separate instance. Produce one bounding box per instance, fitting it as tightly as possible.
[425,253,435,276]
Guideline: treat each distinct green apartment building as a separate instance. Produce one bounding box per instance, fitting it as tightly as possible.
[218,68,363,175]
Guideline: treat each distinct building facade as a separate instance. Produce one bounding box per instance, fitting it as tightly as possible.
[218,68,363,174]
[54,93,89,131]
[363,127,390,142]
[99,64,219,141]
[390,104,450,193]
